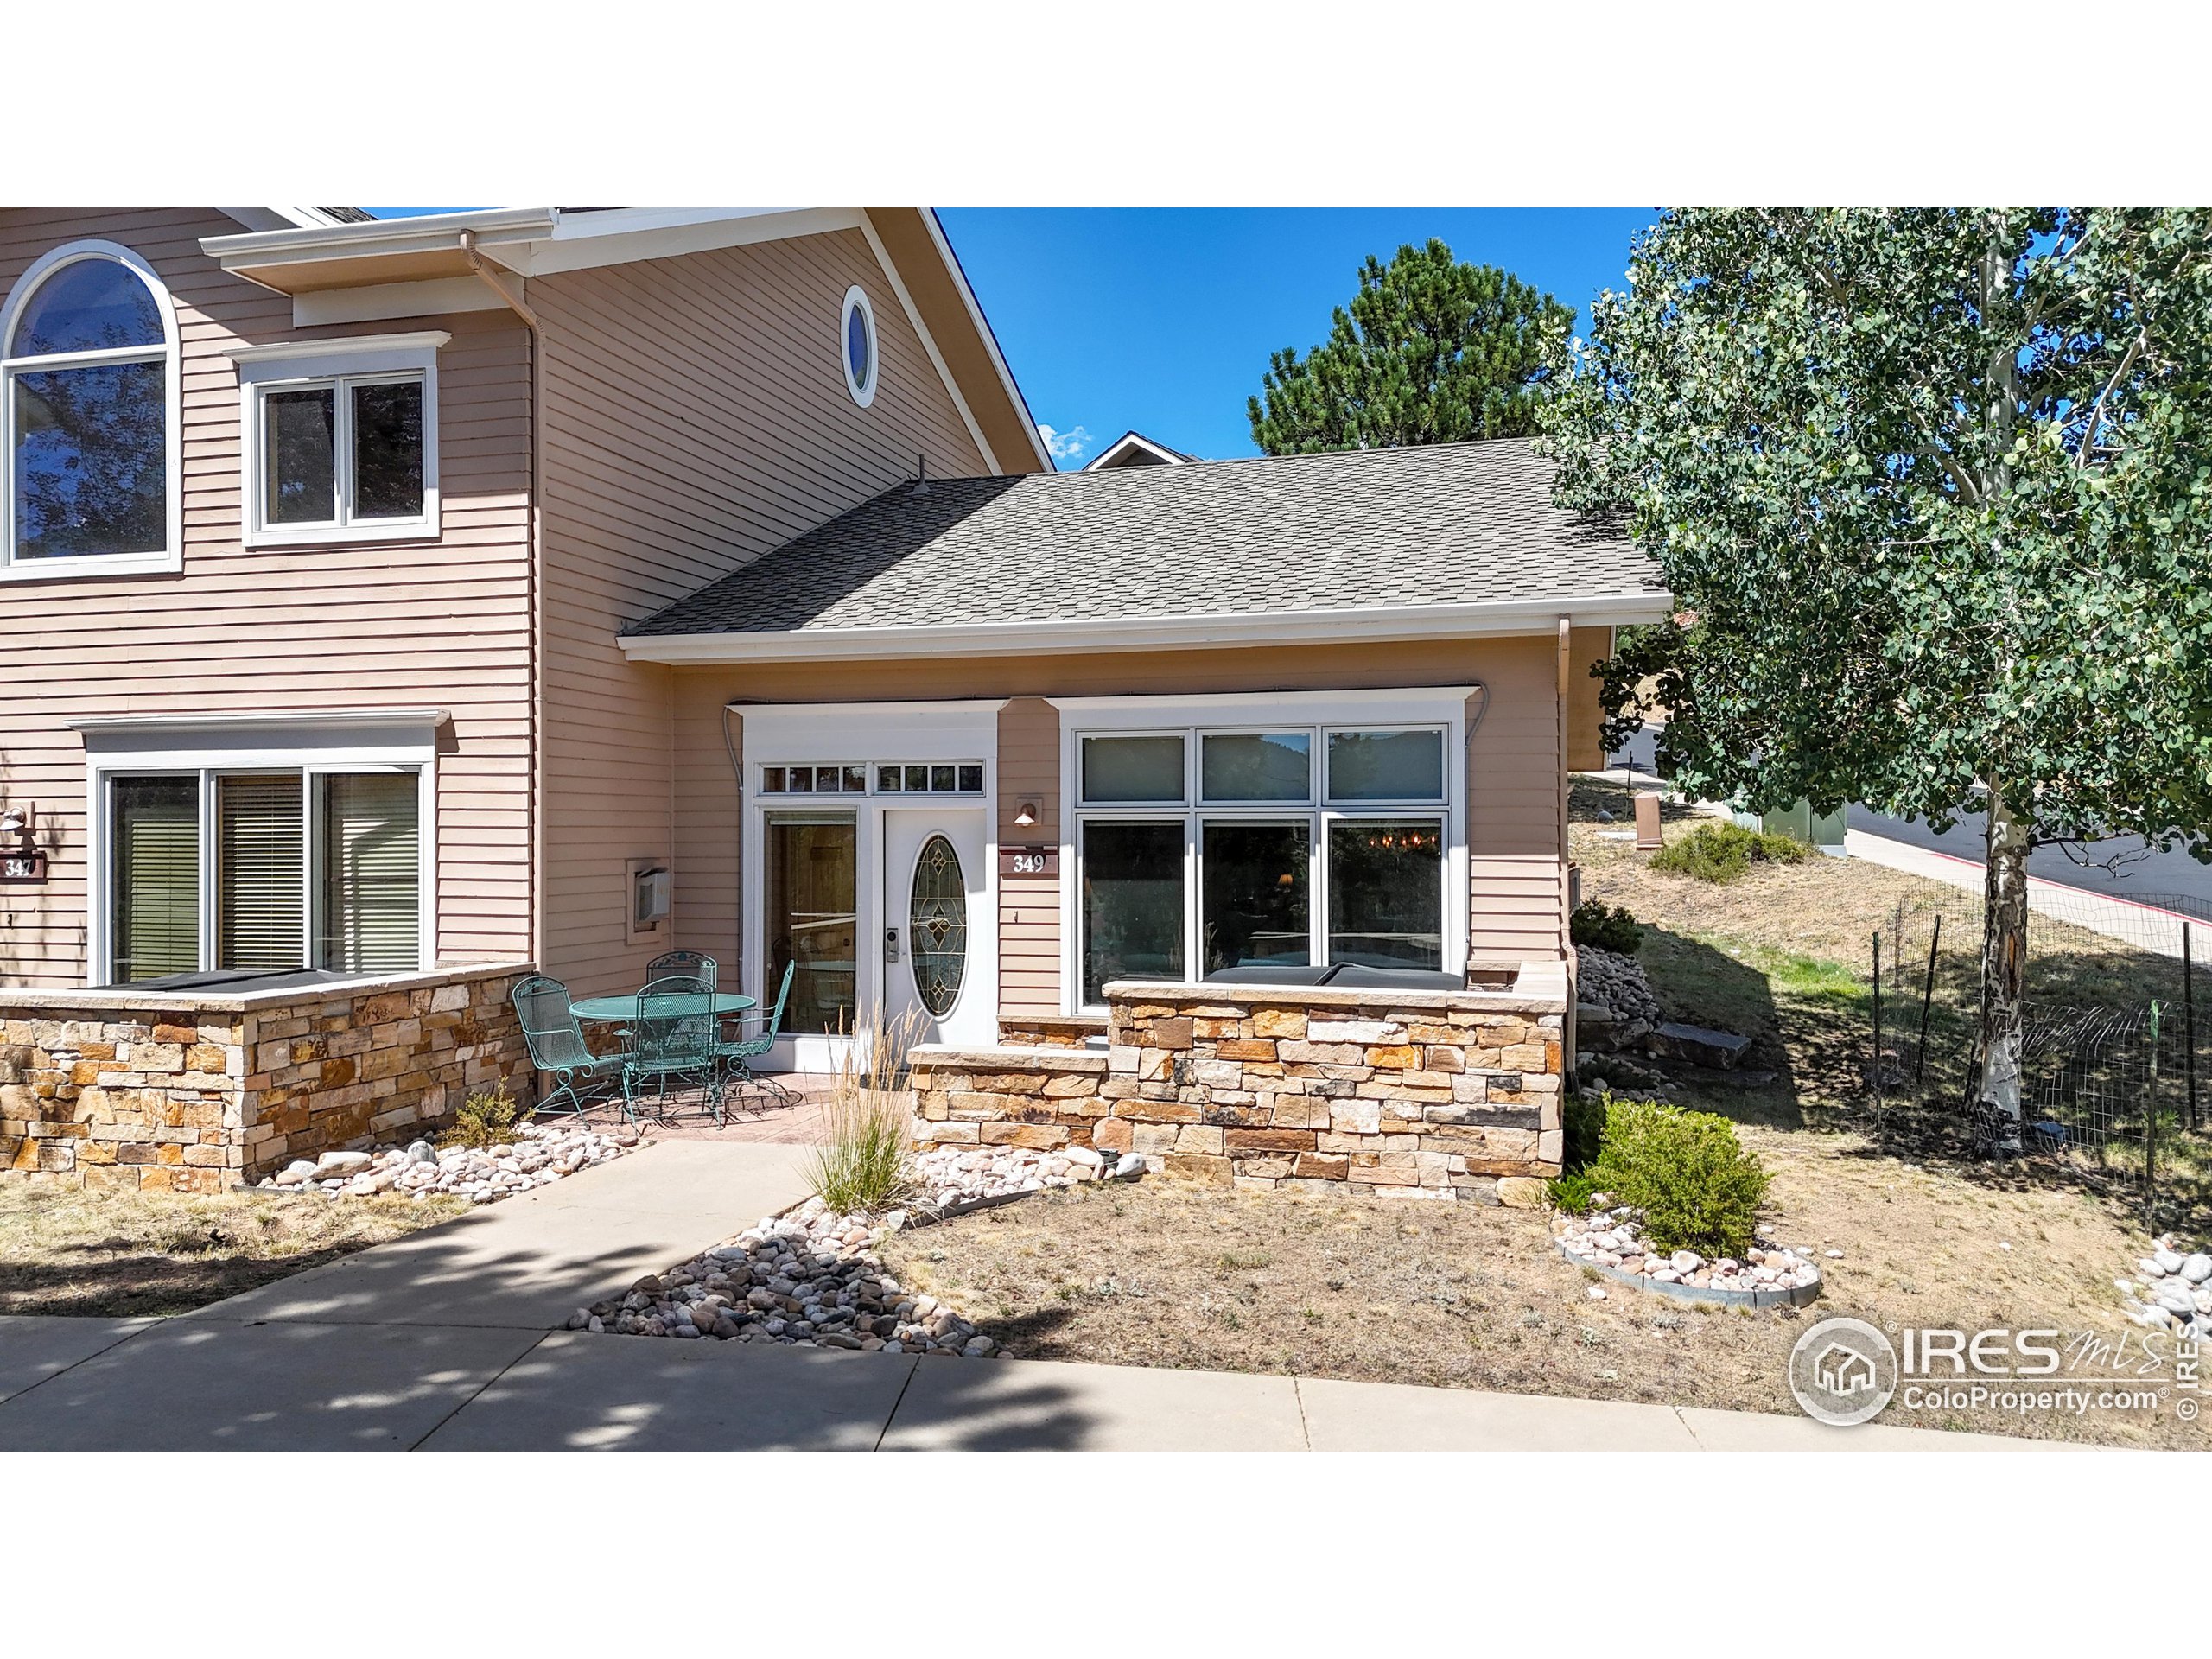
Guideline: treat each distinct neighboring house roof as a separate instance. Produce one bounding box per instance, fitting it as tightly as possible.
[1085,430,1193,470]
[622,438,1669,662]
[197,207,1051,474]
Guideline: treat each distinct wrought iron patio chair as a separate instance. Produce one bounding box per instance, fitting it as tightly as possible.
[645,949,717,990]
[716,960,798,1102]
[621,974,727,1124]
[511,976,626,1118]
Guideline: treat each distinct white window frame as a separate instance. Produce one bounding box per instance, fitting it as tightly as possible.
[227,332,446,548]
[0,239,183,582]
[1058,689,1470,1014]
[79,715,438,987]
[839,284,878,409]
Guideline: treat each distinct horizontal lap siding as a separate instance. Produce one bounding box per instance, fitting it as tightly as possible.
[537,230,988,994]
[996,696,1061,1016]
[0,209,534,988]
[1466,636,1569,963]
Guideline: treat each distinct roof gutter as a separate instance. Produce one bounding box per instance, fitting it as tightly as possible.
[617,592,1676,665]
[201,207,559,272]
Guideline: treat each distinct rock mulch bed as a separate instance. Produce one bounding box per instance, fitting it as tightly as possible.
[259,1122,643,1203]
[2117,1236,2212,1338]
[572,1198,1001,1356]
[912,1142,1143,1211]
[1555,1204,1821,1296]
[1576,945,1664,1032]
[575,1143,1149,1354]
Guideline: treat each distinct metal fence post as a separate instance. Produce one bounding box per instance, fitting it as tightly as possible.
[2145,999,2161,1216]
[1871,931,1884,1117]
[2184,921,2198,1133]
[1915,913,1942,1088]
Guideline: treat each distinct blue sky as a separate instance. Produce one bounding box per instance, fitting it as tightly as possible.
[938,209,1660,467]
[367,207,1660,469]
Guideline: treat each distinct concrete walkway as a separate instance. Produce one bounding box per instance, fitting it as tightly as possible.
[0,1139,2056,1452]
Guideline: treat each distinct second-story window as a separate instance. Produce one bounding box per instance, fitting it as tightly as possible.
[226,331,446,546]
[0,239,181,579]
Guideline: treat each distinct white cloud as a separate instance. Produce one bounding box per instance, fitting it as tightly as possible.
[1037,422,1094,463]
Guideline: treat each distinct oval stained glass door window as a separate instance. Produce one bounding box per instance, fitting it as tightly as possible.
[909,834,967,1017]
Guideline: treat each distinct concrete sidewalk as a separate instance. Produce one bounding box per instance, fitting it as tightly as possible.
[0,1317,2056,1451]
[178,1139,813,1331]
[0,1137,2060,1452]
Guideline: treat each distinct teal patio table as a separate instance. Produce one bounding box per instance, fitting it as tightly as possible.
[569,990,755,1023]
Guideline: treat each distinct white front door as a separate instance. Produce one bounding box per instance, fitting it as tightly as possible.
[880,805,992,1048]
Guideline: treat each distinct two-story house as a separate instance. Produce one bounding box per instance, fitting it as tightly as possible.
[0,206,1666,1194]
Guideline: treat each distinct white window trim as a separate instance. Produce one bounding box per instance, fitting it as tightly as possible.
[1055,690,1469,1014]
[81,718,438,987]
[839,284,878,409]
[0,239,183,582]
[228,332,446,548]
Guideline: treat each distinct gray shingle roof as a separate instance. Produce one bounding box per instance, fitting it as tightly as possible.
[627,438,1662,638]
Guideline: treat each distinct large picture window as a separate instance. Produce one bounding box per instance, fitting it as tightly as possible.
[99,766,426,985]
[1,241,179,577]
[1073,714,1457,1006]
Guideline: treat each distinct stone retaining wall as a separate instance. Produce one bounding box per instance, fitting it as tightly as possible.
[0,963,534,1191]
[913,968,1567,1202]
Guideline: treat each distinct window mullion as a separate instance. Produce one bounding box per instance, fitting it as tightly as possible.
[334,375,355,529]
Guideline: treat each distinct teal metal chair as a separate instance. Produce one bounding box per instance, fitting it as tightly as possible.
[512,976,626,1118]
[717,961,797,1101]
[621,974,727,1124]
[645,950,716,990]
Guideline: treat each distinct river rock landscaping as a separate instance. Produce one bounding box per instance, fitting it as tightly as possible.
[257,1122,642,1203]
[2116,1236,2212,1338]
[571,1198,1001,1356]
[1554,1203,1821,1295]
[574,1144,1147,1352]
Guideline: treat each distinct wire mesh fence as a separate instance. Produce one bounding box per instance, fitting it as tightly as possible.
[1866,886,2211,1209]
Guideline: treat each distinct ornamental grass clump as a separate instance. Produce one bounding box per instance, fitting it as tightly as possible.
[1583,1096,1770,1258]
[1648,820,1808,884]
[803,1002,925,1216]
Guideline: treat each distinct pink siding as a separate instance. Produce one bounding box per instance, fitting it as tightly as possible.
[0,209,534,987]
[537,228,990,994]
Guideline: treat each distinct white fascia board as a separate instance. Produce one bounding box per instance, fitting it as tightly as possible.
[918,209,1054,472]
[504,207,863,276]
[292,277,509,328]
[1085,432,1185,469]
[621,592,1677,664]
[200,208,558,270]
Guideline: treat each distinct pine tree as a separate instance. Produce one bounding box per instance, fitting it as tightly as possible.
[1247,239,1573,454]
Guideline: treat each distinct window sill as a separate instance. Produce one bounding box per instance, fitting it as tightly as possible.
[242,519,440,551]
[0,549,182,583]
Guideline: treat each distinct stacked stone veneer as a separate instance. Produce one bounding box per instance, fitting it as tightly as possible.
[0,963,534,1192]
[915,968,1567,1200]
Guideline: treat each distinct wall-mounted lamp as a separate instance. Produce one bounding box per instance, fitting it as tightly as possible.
[1014,799,1039,828]
[0,804,32,838]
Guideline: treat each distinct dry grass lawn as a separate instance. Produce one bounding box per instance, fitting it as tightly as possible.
[886,789,2210,1446]
[0,1181,467,1318]
[886,1142,2202,1448]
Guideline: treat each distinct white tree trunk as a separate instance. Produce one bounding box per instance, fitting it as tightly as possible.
[1979,786,2031,1154]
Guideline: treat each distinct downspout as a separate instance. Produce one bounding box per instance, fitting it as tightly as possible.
[1558,616,1578,1096]
[461,231,546,974]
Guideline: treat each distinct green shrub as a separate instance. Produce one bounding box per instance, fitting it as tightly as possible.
[439,1087,529,1149]
[1649,820,1808,884]
[1569,899,1643,954]
[1585,1097,1770,1256]
[1547,1168,1605,1215]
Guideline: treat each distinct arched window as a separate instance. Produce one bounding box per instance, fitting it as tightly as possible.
[1,240,181,575]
